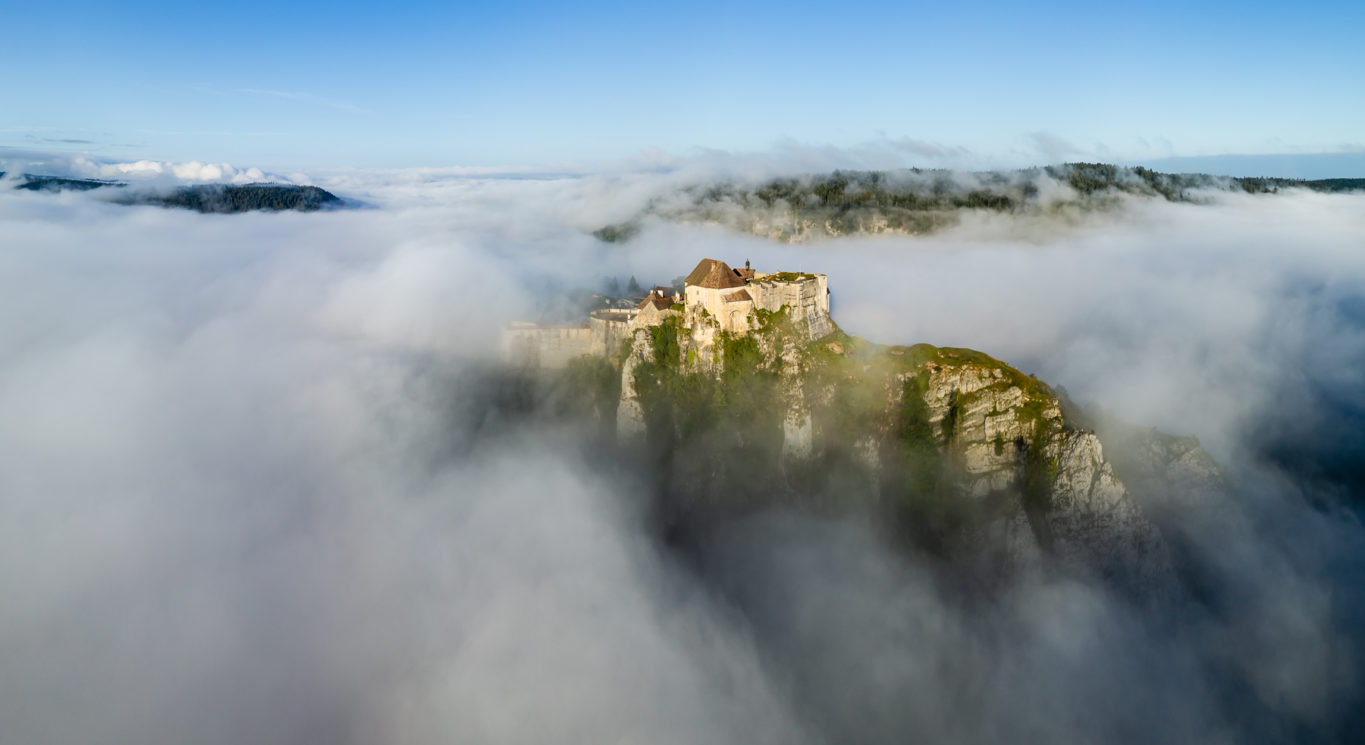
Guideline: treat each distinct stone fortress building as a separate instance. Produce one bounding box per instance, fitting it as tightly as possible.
[504,258,832,367]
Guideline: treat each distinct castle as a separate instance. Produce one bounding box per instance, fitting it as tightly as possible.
[504,258,833,367]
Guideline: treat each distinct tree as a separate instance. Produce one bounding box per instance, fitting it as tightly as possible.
[627,275,642,295]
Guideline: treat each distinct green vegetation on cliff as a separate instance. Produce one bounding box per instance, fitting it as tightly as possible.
[802,335,1065,551]
[561,356,621,433]
[627,315,788,517]
[889,373,967,549]
[548,308,1074,553]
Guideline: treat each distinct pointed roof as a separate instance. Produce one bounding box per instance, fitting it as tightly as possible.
[684,258,747,290]
[636,294,674,311]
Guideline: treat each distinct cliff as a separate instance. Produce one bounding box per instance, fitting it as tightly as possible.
[611,308,1175,589]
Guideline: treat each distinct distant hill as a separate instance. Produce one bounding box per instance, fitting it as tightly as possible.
[5,174,121,192]
[594,163,1365,243]
[114,183,341,213]
[1,172,341,213]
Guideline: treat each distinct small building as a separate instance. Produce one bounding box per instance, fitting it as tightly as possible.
[633,287,681,330]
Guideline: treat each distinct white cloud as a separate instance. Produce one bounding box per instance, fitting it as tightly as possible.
[0,168,1362,744]
[77,157,275,183]
[0,148,286,185]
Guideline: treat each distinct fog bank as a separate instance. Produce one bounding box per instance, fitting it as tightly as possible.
[1,172,1362,743]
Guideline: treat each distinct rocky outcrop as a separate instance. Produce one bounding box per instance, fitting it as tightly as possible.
[616,330,652,439]
[1045,430,1171,588]
[1108,427,1226,508]
[778,337,814,462]
[917,361,1050,494]
[608,310,1185,590]
[907,357,1174,587]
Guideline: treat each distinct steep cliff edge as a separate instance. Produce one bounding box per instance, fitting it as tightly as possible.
[612,310,1174,588]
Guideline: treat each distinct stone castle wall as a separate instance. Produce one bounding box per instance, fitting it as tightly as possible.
[685,287,736,327]
[504,309,637,369]
[590,309,636,358]
[748,275,832,338]
[503,323,594,368]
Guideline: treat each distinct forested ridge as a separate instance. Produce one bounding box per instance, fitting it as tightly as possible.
[595,163,1365,242]
[2,172,340,213]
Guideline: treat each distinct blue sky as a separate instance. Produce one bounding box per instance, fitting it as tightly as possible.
[3,0,1362,174]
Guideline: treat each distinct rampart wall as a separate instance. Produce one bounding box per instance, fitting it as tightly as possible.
[504,309,637,369]
[503,323,594,368]
[590,309,636,357]
[749,275,833,338]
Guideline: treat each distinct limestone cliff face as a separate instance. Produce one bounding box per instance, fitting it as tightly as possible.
[1043,430,1170,586]
[616,330,651,440]
[778,337,814,461]
[912,358,1171,583]
[612,313,1180,587]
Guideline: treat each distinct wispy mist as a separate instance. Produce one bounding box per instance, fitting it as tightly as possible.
[1,169,1361,744]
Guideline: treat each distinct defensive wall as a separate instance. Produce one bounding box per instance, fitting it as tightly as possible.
[748,273,832,338]
[590,308,636,357]
[505,308,638,369]
[503,322,594,368]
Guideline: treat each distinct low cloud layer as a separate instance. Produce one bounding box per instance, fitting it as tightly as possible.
[1,147,285,185]
[1,170,1362,744]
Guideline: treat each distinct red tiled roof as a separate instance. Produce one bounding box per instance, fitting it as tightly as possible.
[723,289,753,303]
[636,295,674,310]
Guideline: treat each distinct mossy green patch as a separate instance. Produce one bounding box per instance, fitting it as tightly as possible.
[751,271,818,283]
[648,315,683,368]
